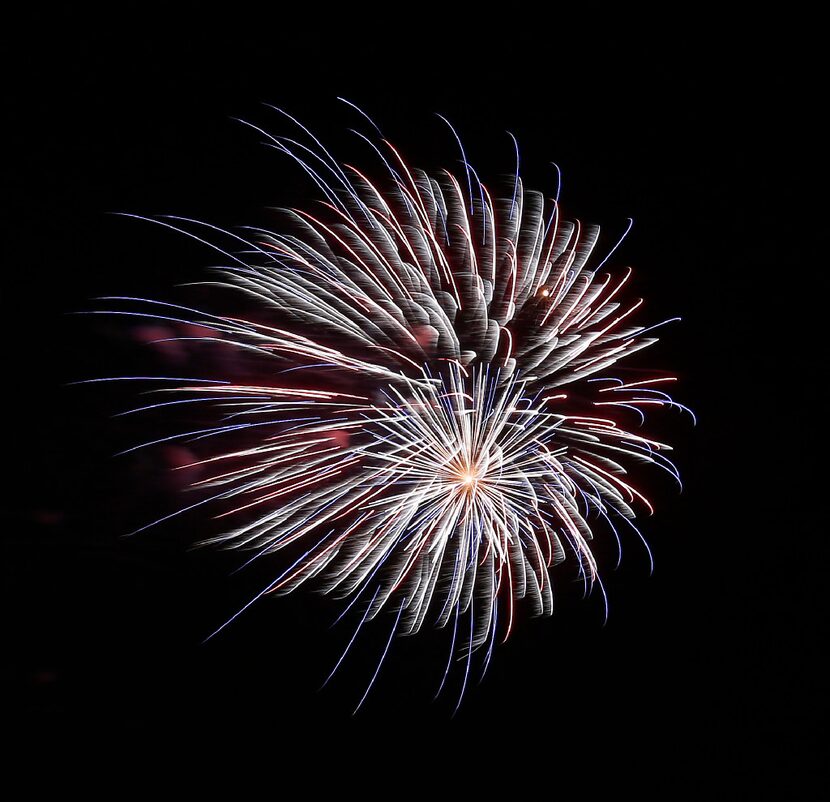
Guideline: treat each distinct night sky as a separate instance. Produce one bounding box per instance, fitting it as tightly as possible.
[5,7,821,782]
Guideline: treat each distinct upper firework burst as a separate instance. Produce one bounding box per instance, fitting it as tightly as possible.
[98,103,691,709]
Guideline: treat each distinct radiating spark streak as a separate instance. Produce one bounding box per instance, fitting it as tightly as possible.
[599,402,646,425]
[580,267,633,328]
[617,514,655,575]
[453,593,476,717]
[113,213,252,266]
[204,527,338,643]
[202,577,279,643]
[337,97,384,135]
[592,217,634,274]
[597,573,610,626]
[507,131,520,221]
[112,396,271,417]
[323,585,382,688]
[354,595,407,714]
[71,376,228,385]
[115,417,318,456]
[436,600,461,700]
[632,317,682,337]
[572,454,655,514]
[480,601,498,684]
[598,377,678,391]
[436,114,475,215]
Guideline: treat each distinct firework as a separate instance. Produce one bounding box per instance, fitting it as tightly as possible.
[94,103,691,709]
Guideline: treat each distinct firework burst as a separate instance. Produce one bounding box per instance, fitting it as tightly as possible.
[93,103,691,708]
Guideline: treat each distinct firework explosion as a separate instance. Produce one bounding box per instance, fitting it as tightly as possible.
[95,104,691,709]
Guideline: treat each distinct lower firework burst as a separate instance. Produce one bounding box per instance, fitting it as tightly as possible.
[94,103,691,708]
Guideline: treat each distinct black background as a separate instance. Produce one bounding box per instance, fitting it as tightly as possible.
[4,6,822,784]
